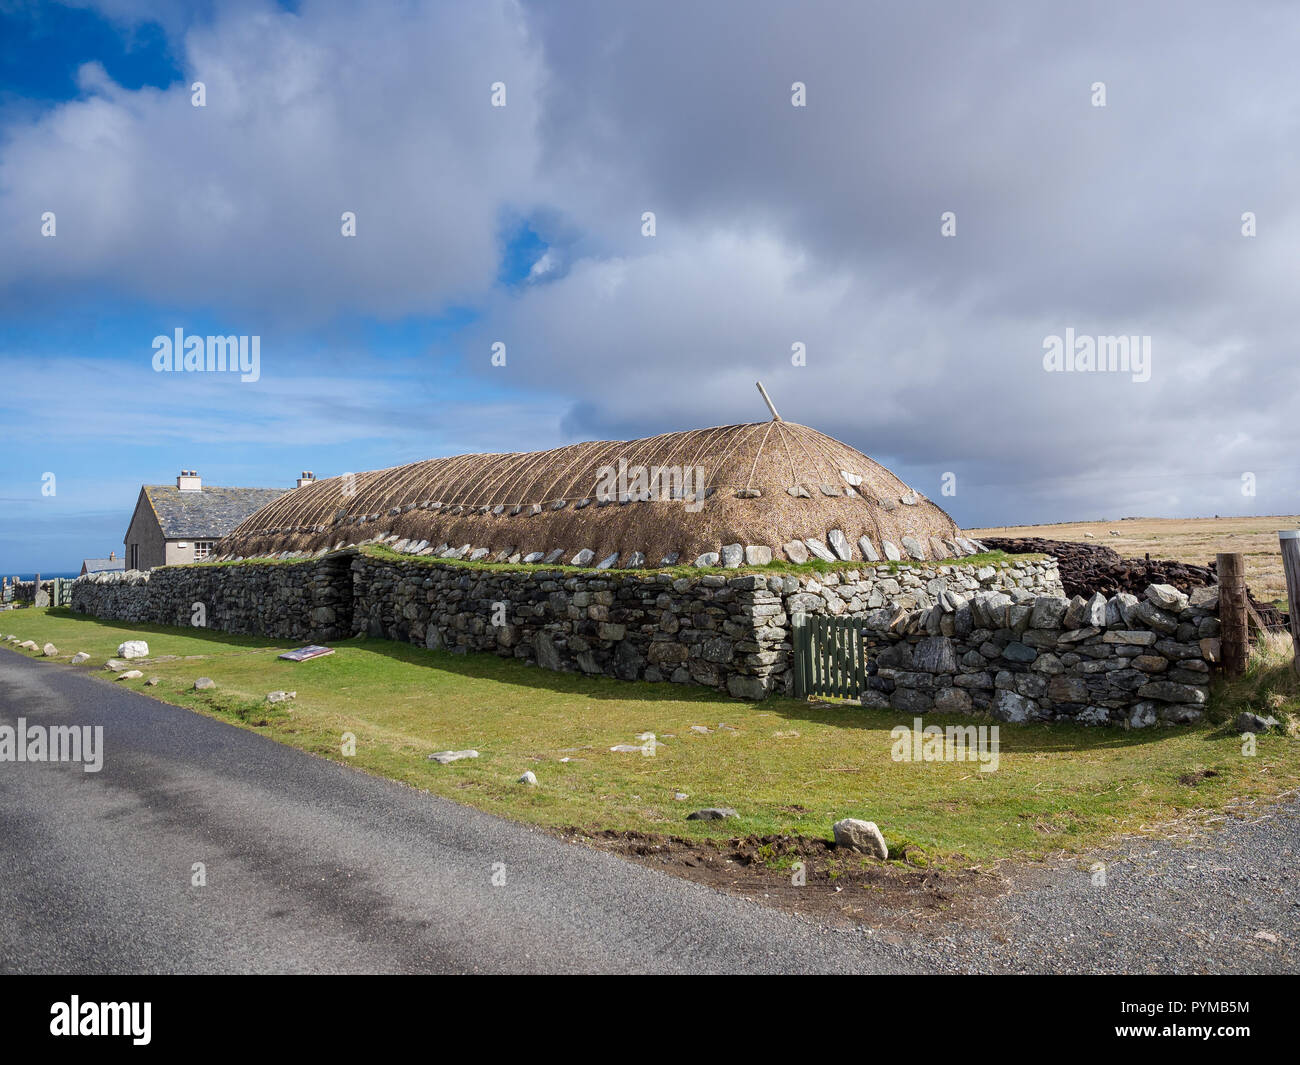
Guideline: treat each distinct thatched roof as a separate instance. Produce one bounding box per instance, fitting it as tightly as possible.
[218,419,967,566]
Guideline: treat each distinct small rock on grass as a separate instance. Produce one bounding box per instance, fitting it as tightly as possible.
[832,818,889,859]
[42,643,58,656]
[105,659,129,672]
[1236,711,1281,734]
[266,690,296,704]
[194,677,216,690]
[145,677,160,686]
[686,807,737,821]
[116,670,144,681]
[428,749,478,764]
[70,652,90,665]
[518,770,538,785]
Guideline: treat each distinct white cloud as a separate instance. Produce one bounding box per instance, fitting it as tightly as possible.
[2,0,546,323]
[4,0,1300,527]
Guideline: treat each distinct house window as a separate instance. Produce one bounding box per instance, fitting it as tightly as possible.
[194,541,215,560]
[129,544,139,570]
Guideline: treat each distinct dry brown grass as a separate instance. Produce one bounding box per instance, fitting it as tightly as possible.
[970,515,1300,606]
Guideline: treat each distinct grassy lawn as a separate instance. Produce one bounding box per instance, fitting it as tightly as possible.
[3,606,1297,865]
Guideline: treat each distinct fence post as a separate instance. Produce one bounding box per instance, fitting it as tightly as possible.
[791,612,806,698]
[1279,531,1300,677]
[1217,552,1249,677]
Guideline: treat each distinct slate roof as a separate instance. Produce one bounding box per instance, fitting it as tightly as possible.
[81,557,126,574]
[143,485,289,540]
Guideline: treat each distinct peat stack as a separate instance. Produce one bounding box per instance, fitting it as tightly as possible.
[982,536,1289,630]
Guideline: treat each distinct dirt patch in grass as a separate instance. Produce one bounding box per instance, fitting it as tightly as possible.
[561,827,1005,929]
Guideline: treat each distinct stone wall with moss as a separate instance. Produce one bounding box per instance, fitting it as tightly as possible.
[71,551,1217,724]
[853,583,1220,727]
[71,554,353,641]
[71,550,1061,703]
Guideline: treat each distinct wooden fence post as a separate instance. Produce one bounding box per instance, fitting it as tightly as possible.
[1279,531,1300,677]
[792,612,807,698]
[1217,552,1249,677]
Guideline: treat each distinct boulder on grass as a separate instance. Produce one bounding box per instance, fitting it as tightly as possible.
[117,640,149,659]
[832,818,889,859]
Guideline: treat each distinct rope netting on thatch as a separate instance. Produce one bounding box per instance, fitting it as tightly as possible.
[217,420,962,565]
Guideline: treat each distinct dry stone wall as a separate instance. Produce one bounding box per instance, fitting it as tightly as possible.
[352,555,783,699]
[71,551,1060,702]
[350,554,1061,700]
[69,550,1221,725]
[854,583,1220,727]
[71,555,352,641]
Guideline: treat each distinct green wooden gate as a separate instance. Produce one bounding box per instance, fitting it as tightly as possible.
[49,578,74,607]
[792,612,869,699]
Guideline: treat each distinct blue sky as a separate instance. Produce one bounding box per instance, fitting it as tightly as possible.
[2,0,1298,574]
[0,1,568,571]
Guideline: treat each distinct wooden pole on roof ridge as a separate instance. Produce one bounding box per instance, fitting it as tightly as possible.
[755,381,782,421]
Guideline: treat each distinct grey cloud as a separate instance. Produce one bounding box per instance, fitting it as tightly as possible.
[2,0,545,323]
[5,0,1298,525]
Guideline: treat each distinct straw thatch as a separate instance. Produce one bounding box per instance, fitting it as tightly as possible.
[218,420,963,565]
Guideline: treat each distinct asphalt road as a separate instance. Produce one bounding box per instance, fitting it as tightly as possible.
[2,647,1295,974]
[0,648,907,974]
